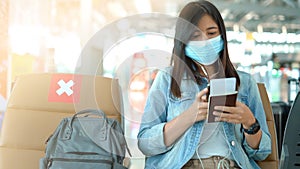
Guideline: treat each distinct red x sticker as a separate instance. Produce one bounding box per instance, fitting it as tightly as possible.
[48,74,82,103]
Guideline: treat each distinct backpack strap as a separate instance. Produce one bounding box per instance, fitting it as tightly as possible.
[73,109,107,119]
[63,109,108,140]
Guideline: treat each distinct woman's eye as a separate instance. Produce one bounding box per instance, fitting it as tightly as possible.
[208,32,217,36]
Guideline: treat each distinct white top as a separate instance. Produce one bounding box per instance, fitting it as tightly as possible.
[192,121,233,159]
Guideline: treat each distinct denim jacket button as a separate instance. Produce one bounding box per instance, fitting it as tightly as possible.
[231,141,235,146]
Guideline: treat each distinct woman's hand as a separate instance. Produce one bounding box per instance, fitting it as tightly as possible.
[213,101,262,149]
[189,88,209,123]
[163,87,209,146]
[212,101,256,128]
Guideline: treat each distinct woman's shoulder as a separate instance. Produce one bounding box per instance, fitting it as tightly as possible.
[150,66,174,85]
[155,66,173,78]
[237,70,250,77]
[236,70,258,91]
[237,70,252,82]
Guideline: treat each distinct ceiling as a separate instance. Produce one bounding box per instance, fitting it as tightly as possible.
[49,0,300,35]
[9,0,300,35]
[101,0,300,33]
[149,0,300,34]
[209,0,300,33]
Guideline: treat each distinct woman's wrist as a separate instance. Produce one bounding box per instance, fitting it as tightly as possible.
[242,117,256,129]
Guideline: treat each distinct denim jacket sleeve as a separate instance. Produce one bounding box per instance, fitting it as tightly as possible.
[239,71,272,161]
[137,69,174,156]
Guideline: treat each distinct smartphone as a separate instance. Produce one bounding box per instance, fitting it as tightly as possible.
[206,84,210,101]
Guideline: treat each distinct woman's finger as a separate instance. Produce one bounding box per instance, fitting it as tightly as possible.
[214,105,236,114]
[197,88,209,102]
[213,111,242,123]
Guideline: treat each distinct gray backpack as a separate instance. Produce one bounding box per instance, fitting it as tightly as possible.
[40,109,130,169]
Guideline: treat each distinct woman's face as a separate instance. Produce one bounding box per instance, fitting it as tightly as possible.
[190,14,220,41]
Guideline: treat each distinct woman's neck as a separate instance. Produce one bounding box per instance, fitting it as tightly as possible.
[198,60,225,80]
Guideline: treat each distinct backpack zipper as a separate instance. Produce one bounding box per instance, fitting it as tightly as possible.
[46,158,113,169]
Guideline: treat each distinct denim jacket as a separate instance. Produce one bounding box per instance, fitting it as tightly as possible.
[137,67,271,169]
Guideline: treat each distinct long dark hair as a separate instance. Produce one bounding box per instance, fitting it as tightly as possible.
[170,0,240,98]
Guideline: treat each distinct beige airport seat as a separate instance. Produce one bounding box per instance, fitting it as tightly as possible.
[256,83,279,169]
[0,73,123,169]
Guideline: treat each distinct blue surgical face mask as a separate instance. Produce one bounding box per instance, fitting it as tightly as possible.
[185,35,224,65]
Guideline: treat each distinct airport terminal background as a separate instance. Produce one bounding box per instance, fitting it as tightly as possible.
[0,0,300,168]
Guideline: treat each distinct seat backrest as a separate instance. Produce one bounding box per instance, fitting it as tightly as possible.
[280,91,300,169]
[256,83,279,169]
[0,73,123,169]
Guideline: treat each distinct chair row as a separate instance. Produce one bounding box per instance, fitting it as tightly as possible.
[2,73,298,169]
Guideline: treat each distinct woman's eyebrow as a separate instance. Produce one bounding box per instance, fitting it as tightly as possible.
[207,26,218,30]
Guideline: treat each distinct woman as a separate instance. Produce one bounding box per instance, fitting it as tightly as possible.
[137,1,271,169]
